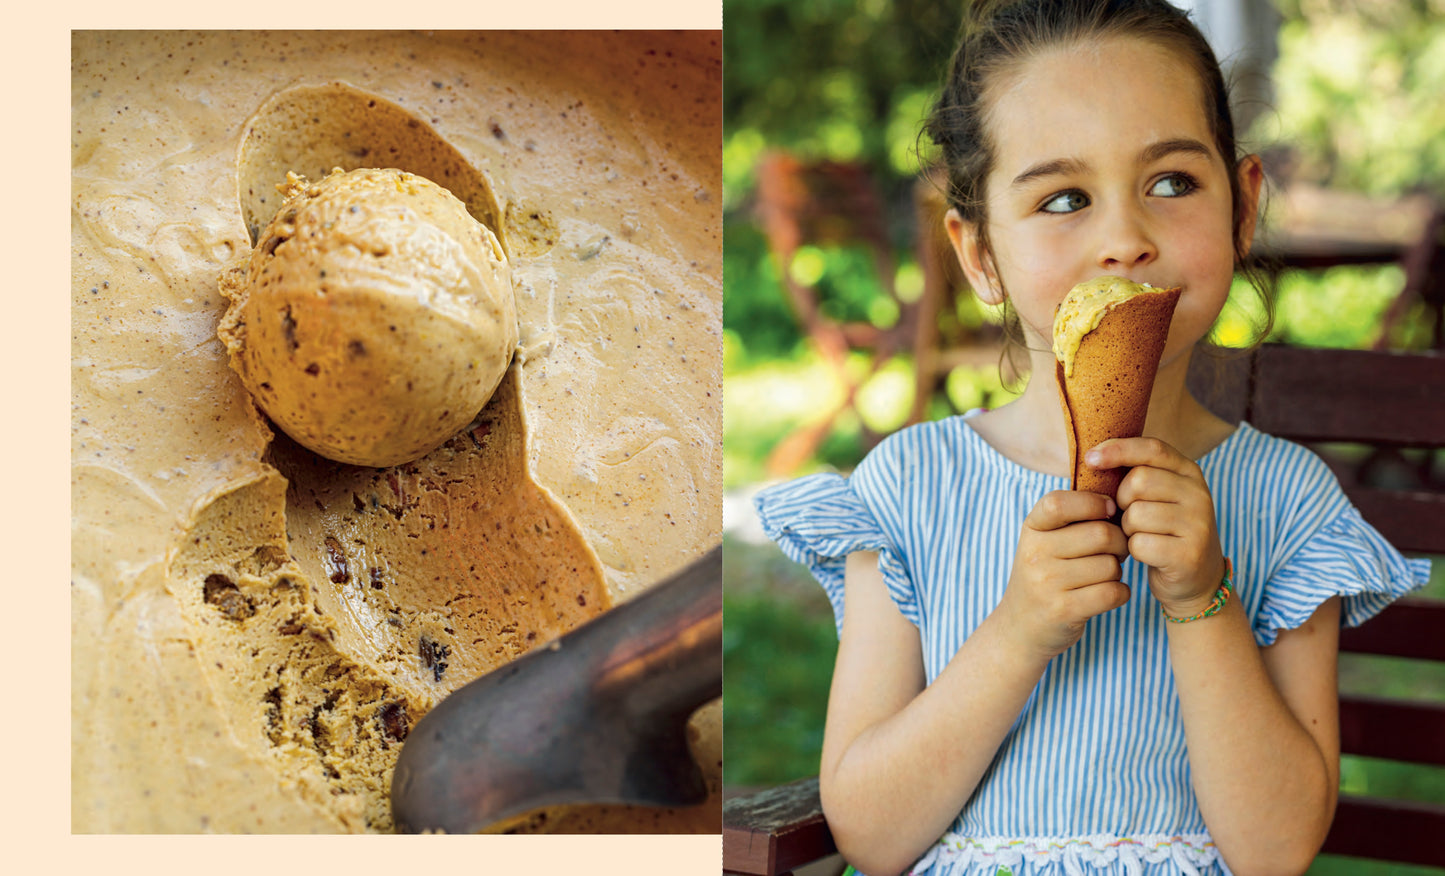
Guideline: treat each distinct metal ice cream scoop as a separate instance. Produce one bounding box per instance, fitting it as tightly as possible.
[389,546,722,833]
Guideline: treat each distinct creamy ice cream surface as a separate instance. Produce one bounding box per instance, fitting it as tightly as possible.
[72,31,722,833]
[1053,276,1156,378]
[219,167,518,467]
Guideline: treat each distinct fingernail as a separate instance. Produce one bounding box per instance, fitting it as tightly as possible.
[1085,449,1103,466]
[1105,497,1117,518]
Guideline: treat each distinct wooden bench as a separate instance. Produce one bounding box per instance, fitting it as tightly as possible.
[724,344,1445,874]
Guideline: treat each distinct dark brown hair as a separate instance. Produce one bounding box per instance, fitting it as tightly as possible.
[925,0,1274,367]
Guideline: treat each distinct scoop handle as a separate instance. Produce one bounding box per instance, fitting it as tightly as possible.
[390,545,722,833]
[592,545,723,720]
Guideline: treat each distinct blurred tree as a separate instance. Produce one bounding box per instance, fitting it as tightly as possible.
[723,0,958,188]
[1256,0,1445,198]
[723,0,963,363]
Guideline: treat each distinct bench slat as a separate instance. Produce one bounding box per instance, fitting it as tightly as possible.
[1339,694,1445,765]
[1321,795,1445,867]
[1248,347,1445,446]
[1345,487,1445,554]
[1339,598,1445,660]
[723,777,835,876]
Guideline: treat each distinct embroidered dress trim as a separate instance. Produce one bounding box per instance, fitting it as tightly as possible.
[912,831,1220,876]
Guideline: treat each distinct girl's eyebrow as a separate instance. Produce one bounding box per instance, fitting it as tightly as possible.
[1008,138,1215,191]
[1009,157,1087,190]
[1140,137,1214,165]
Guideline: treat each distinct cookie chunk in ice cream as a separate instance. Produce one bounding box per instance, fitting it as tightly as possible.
[219,167,518,467]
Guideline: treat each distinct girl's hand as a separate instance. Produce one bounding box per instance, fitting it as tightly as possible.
[998,491,1130,660]
[1086,437,1227,617]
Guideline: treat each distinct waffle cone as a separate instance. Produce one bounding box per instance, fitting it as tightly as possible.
[1056,287,1181,499]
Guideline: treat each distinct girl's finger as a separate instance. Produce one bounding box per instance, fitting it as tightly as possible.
[1116,464,1200,510]
[1025,490,1117,533]
[1063,553,1123,590]
[1067,579,1132,619]
[1086,436,1201,479]
[1125,530,1186,569]
[1056,519,1129,560]
[1119,499,1185,539]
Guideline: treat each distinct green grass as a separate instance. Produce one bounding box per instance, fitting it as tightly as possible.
[1309,857,1444,875]
[722,536,838,788]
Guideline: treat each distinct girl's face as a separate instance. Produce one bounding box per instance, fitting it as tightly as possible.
[950,36,1261,366]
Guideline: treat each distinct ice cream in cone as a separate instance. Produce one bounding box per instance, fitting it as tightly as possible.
[1053,276,1181,499]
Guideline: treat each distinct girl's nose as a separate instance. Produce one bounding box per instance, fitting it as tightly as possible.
[1096,205,1157,271]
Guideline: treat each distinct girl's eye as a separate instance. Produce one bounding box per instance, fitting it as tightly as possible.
[1041,190,1089,214]
[1150,173,1197,198]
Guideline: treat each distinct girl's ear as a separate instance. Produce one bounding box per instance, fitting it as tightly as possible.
[945,208,1004,305]
[1234,154,1265,259]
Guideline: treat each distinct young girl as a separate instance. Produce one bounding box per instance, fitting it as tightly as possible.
[754,1,1430,874]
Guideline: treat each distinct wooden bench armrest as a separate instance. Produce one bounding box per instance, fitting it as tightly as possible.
[723,777,836,876]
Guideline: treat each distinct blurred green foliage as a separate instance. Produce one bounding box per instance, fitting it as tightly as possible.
[724,0,959,364]
[1211,263,1420,350]
[722,347,1022,488]
[1257,0,1445,199]
[1310,855,1445,875]
[722,0,956,201]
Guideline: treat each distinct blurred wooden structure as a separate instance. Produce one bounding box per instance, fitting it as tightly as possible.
[724,343,1445,874]
[1259,184,1445,351]
[753,155,1009,477]
[754,154,910,475]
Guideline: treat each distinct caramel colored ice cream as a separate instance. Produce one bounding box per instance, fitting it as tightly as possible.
[72,31,722,834]
[1053,276,1180,498]
[218,167,518,467]
[1053,276,1160,378]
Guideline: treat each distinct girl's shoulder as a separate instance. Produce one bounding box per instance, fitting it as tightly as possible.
[872,413,977,451]
[1206,421,1354,528]
[858,413,1011,484]
[753,417,976,516]
[1218,424,1431,644]
[1207,422,1340,491]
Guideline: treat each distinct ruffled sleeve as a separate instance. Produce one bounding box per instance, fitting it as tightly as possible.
[1248,442,1431,645]
[754,470,919,636]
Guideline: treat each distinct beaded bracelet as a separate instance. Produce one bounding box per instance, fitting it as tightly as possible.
[1162,559,1234,624]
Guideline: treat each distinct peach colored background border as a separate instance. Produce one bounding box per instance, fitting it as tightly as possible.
[38,2,722,871]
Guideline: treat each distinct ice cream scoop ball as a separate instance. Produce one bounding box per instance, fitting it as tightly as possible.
[219,167,518,467]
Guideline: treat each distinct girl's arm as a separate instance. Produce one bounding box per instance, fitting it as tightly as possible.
[1167,595,1340,876]
[820,552,1047,876]
[1094,437,1340,875]
[820,491,1127,876]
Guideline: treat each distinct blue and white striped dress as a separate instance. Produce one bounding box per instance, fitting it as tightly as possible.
[755,417,1430,876]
